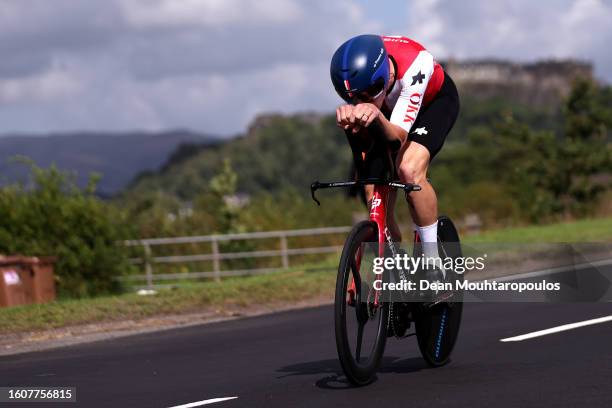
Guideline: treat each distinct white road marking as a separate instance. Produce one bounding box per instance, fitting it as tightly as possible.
[500,315,612,342]
[168,397,238,408]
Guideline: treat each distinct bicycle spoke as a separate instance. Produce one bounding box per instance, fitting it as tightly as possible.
[355,321,364,362]
[352,244,366,362]
[350,259,361,290]
[351,258,367,322]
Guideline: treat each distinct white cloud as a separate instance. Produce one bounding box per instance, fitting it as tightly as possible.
[0,65,82,104]
[556,0,612,56]
[0,0,376,134]
[0,0,609,136]
[405,0,447,56]
[404,0,612,81]
[119,0,304,29]
[40,62,337,135]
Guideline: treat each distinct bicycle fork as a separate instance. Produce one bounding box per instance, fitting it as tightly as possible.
[348,186,391,308]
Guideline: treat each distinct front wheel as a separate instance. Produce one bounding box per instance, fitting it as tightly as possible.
[335,220,388,386]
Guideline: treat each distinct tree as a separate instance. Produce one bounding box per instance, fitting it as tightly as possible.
[195,158,240,234]
[560,78,612,216]
[492,78,612,221]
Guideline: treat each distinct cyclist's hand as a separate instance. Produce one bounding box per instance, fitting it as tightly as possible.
[351,103,380,130]
[336,104,358,132]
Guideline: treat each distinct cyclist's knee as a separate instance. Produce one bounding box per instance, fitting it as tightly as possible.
[397,160,427,185]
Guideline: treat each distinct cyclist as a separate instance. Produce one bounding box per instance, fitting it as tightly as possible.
[330,34,459,276]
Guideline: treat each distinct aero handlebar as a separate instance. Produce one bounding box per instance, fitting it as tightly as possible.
[310,178,421,206]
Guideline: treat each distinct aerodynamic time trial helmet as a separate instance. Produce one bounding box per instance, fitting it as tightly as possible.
[330,34,390,104]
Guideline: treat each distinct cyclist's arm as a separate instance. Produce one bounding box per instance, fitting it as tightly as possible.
[387,51,435,143]
[374,112,408,144]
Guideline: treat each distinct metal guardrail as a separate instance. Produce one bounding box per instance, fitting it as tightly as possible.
[123,226,351,289]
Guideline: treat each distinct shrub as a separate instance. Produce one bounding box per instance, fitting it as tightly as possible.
[0,162,135,297]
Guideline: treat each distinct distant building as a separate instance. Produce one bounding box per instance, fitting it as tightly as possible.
[443,58,593,106]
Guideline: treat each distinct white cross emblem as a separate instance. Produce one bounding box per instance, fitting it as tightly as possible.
[413,127,428,135]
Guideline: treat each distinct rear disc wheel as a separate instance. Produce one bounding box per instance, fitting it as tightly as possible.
[415,215,464,366]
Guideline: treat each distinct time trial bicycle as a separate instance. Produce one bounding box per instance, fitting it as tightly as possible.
[311,176,463,386]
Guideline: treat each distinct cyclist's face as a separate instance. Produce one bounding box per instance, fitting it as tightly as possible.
[366,90,386,108]
[354,83,386,108]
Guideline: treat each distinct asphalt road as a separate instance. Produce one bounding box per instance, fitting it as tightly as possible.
[1,300,611,408]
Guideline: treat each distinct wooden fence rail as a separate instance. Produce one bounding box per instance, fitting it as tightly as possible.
[122,226,351,289]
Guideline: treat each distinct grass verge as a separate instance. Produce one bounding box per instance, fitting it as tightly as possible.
[0,261,337,335]
[465,217,612,243]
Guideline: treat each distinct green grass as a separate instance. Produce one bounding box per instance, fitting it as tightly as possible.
[2,217,611,335]
[465,217,612,243]
[0,264,337,335]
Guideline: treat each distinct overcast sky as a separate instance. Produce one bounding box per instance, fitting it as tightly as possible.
[0,0,610,136]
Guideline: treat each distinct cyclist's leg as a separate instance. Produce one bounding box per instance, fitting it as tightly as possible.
[396,142,435,225]
[396,73,460,264]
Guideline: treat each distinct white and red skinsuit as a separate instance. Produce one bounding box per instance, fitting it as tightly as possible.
[382,35,445,133]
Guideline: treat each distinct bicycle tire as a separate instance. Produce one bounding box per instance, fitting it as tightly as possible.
[335,220,389,386]
[415,215,464,367]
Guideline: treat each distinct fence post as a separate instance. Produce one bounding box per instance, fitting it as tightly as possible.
[211,238,221,282]
[143,243,154,290]
[280,234,289,269]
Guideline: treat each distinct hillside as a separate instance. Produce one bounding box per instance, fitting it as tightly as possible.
[126,114,352,199]
[125,97,563,200]
[0,131,216,195]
